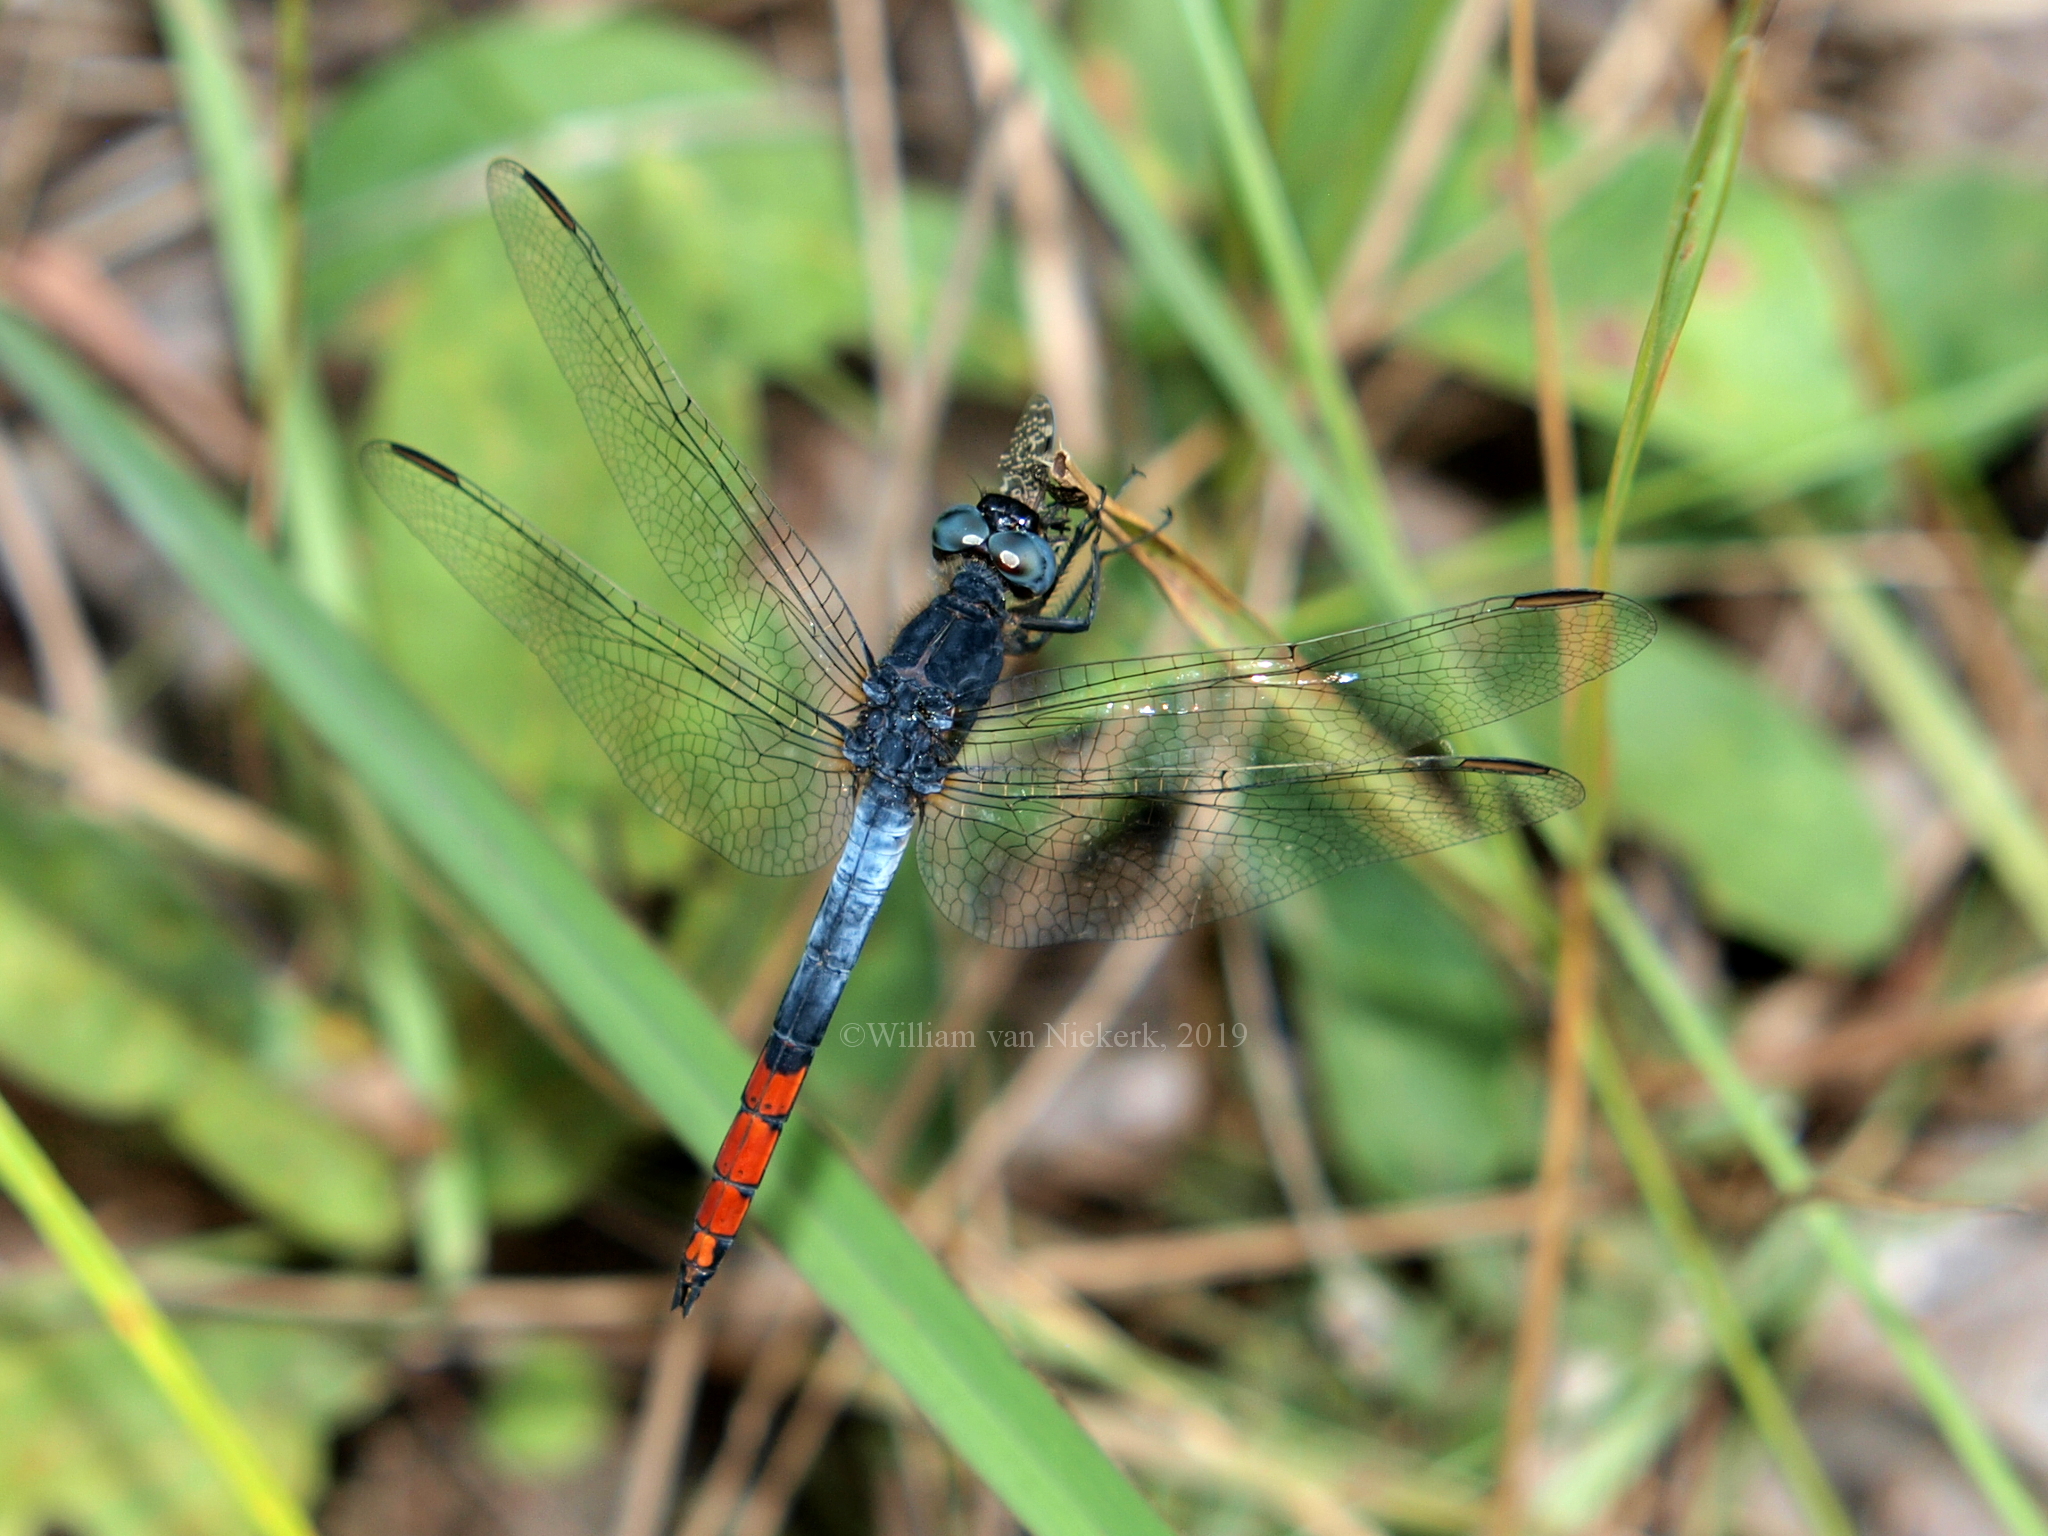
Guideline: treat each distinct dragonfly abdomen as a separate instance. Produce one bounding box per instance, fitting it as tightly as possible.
[675,781,916,1313]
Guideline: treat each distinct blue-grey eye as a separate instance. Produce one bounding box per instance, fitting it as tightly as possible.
[987,529,1055,596]
[932,504,988,554]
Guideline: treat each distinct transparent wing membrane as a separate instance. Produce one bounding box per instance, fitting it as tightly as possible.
[363,443,857,876]
[922,590,1654,944]
[975,590,1656,754]
[485,159,873,712]
[922,755,1581,946]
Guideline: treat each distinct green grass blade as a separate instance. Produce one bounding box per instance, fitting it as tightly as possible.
[1592,0,1766,581]
[1166,0,1424,616]
[1797,1203,2048,1536]
[0,1088,320,1536]
[162,0,475,1286]
[1782,534,2048,942]
[151,0,281,390]
[1590,874,2048,1535]
[155,0,362,619]
[0,303,1173,1536]
[1582,1020,1853,1536]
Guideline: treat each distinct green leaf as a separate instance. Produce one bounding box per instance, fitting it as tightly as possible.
[0,881,199,1117]
[1409,124,1866,472]
[0,1319,386,1536]
[464,1007,635,1228]
[1843,166,2048,399]
[0,305,1176,1536]
[1297,995,1538,1199]
[165,1053,408,1261]
[1277,865,1536,1197]
[1608,624,1902,964]
[0,881,407,1259]
[475,1338,617,1481]
[1525,621,1904,965]
[1277,861,1521,1043]
[305,14,809,332]
[0,793,265,1049]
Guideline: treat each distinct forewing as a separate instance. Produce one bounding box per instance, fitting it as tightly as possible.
[920,754,1581,946]
[485,159,871,711]
[363,442,857,875]
[975,589,1656,756]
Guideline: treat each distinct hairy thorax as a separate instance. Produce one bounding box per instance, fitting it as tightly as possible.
[843,564,1010,796]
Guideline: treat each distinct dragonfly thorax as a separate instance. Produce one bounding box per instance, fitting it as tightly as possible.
[845,567,1009,796]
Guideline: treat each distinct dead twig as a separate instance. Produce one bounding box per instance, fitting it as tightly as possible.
[1,238,258,480]
[1019,1185,1597,1299]
[609,1304,717,1536]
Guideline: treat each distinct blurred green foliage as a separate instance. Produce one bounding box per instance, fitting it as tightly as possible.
[474,1337,618,1482]
[0,1271,385,1536]
[0,797,405,1261]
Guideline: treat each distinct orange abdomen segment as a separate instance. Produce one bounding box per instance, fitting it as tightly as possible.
[673,1050,814,1314]
[713,1112,782,1187]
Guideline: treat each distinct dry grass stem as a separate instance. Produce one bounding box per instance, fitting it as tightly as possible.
[831,0,916,626]
[0,15,72,245]
[861,944,1026,1182]
[0,426,113,740]
[674,1310,827,1536]
[1743,961,2048,1088]
[1074,1401,1393,1536]
[728,1330,871,1536]
[1342,134,1638,357]
[153,1269,674,1329]
[1051,440,1264,648]
[1019,1185,1590,1298]
[960,14,1106,458]
[0,693,334,885]
[1220,915,1397,1377]
[913,936,1171,1231]
[1240,465,1311,619]
[609,1305,717,1536]
[3,238,258,480]
[1326,0,1506,342]
[1431,527,1960,602]
[1565,0,1722,137]
[1489,1,1604,1518]
[1490,877,1596,1536]
[970,1257,1463,1534]
[871,104,1011,570]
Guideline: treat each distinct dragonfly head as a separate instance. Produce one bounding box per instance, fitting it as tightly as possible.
[931,493,1057,599]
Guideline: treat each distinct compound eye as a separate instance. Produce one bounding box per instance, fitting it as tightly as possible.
[931,504,989,554]
[987,529,1056,596]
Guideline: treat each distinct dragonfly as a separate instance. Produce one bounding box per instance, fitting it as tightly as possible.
[362,161,1656,1315]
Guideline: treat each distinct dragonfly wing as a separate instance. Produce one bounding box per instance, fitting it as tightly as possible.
[485,159,872,713]
[974,589,1656,755]
[919,588,1650,945]
[363,442,857,875]
[920,753,1581,946]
